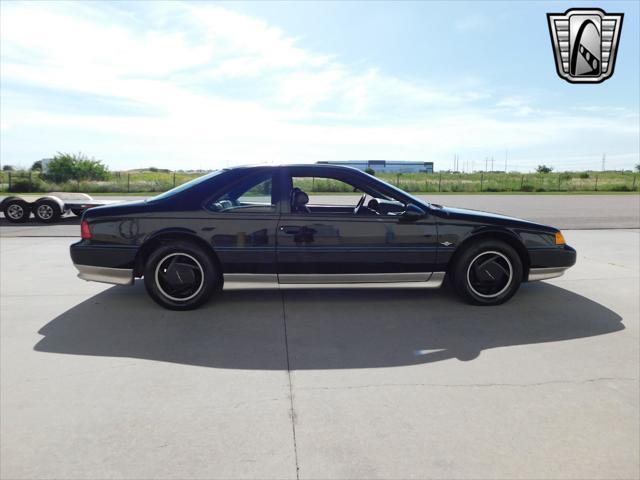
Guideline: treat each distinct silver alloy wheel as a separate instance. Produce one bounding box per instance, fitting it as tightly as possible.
[7,204,25,220]
[154,252,205,302]
[36,204,54,220]
[466,250,513,299]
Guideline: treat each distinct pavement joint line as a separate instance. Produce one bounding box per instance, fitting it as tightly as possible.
[280,290,300,480]
[296,377,638,391]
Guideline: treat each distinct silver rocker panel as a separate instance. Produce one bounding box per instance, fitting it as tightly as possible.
[223,272,445,289]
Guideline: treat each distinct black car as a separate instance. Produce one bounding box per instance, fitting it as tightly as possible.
[70,165,576,310]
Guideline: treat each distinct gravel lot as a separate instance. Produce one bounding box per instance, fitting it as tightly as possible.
[1,227,638,479]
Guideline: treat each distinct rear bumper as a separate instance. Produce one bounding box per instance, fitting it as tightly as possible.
[70,241,138,285]
[74,264,134,285]
[527,244,576,282]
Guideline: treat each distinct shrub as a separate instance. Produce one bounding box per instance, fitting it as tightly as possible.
[520,184,534,192]
[579,172,590,179]
[43,152,109,183]
[364,167,376,176]
[610,184,631,192]
[536,165,554,174]
[8,177,44,192]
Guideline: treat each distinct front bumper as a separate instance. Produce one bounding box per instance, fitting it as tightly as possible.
[70,241,138,285]
[527,244,576,282]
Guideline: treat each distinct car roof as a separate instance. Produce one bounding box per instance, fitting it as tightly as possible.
[230,163,364,172]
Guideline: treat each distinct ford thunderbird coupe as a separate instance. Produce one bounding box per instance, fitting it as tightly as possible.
[70,165,576,310]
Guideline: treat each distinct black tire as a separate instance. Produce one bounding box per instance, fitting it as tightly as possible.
[143,241,220,310]
[2,198,30,223]
[33,199,62,223]
[71,209,85,217]
[451,239,523,306]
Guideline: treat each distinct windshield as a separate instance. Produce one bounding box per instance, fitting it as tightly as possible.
[149,170,226,201]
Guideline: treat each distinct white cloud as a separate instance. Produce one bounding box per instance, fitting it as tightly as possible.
[0,1,637,171]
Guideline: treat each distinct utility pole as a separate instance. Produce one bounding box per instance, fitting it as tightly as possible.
[505,149,508,172]
[485,157,488,172]
[491,156,494,172]
[601,153,606,171]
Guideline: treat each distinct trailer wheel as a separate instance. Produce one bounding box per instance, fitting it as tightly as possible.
[71,209,85,217]
[2,199,30,223]
[33,199,62,223]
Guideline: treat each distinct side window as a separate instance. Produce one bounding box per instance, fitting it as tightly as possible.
[292,176,361,207]
[208,174,275,213]
[289,175,406,216]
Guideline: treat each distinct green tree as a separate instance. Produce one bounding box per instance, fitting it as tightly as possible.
[364,167,376,176]
[44,152,109,183]
[2,165,14,171]
[31,160,43,171]
[635,163,640,173]
[536,164,554,174]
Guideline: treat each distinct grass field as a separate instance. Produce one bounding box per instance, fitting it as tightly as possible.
[1,169,638,194]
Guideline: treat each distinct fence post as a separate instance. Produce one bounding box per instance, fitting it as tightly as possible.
[8,172,11,191]
[438,173,442,192]
[595,175,598,191]
[127,173,131,193]
[29,171,32,191]
[396,173,400,186]
[557,175,561,191]
[173,172,176,188]
[633,175,637,191]
[480,172,484,192]
[520,175,524,190]
[312,177,315,192]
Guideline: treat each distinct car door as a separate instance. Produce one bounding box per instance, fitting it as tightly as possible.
[276,166,439,283]
[203,168,283,278]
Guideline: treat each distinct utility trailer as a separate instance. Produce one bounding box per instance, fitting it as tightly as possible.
[0,192,118,223]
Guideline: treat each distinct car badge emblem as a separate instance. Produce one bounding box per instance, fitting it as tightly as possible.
[547,8,623,83]
[441,241,453,247]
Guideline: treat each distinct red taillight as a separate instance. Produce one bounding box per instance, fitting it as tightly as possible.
[80,220,92,239]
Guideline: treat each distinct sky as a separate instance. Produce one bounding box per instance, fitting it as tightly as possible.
[1,0,639,172]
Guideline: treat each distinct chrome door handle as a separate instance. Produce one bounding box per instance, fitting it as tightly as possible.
[279,225,301,234]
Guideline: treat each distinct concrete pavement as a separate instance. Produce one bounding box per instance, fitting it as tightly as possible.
[1,229,638,479]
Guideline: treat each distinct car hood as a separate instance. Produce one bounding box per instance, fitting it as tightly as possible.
[434,205,556,232]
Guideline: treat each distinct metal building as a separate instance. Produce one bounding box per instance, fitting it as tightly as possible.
[317,160,434,173]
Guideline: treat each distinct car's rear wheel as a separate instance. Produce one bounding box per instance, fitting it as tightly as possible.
[452,239,523,305]
[143,241,219,310]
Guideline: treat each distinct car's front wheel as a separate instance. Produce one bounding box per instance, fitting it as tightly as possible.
[452,239,523,306]
[143,241,220,310]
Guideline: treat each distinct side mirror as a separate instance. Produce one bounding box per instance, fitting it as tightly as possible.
[401,203,426,221]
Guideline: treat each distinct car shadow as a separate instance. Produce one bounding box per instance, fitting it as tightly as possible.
[34,282,624,370]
